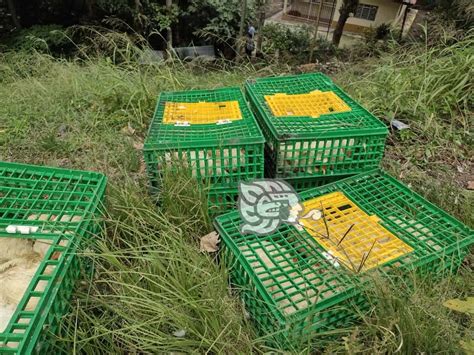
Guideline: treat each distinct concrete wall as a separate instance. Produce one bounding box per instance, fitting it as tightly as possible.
[332,0,403,32]
[285,0,403,33]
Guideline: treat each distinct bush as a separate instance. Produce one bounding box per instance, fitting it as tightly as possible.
[261,23,310,60]
[4,25,69,53]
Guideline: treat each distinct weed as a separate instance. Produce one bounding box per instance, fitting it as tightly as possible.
[0,31,471,352]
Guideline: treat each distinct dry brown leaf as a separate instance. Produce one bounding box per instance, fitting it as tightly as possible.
[121,123,135,136]
[133,141,144,150]
[139,157,146,174]
[443,297,474,315]
[200,231,220,252]
[467,181,474,190]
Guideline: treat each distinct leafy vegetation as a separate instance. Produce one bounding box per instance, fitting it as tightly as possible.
[1,24,68,52]
[260,23,311,60]
[1,0,258,54]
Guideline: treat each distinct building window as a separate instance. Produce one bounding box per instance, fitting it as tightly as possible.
[354,4,378,21]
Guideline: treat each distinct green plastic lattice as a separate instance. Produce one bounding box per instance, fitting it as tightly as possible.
[0,161,107,354]
[245,73,388,179]
[214,169,473,348]
[285,174,355,193]
[144,87,265,197]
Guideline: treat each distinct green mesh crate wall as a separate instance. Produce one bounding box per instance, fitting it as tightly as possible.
[245,73,388,179]
[0,162,107,235]
[0,161,107,354]
[144,87,265,192]
[208,186,239,215]
[285,174,355,193]
[214,169,473,347]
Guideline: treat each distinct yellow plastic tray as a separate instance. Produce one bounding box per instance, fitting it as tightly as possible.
[163,101,242,124]
[264,90,351,118]
[299,191,413,272]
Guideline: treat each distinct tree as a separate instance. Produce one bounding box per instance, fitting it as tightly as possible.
[187,0,250,42]
[236,0,247,55]
[255,0,267,54]
[332,0,359,46]
[147,1,179,51]
[309,0,324,62]
[166,0,173,51]
[6,0,21,29]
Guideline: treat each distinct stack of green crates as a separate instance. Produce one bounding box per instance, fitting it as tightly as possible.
[0,161,107,353]
[143,87,265,213]
[214,170,473,348]
[245,73,388,192]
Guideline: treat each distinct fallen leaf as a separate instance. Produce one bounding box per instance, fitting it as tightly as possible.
[133,141,144,150]
[139,157,146,174]
[172,329,186,338]
[121,122,135,136]
[200,231,220,252]
[467,181,474,190]
[443,297,474,315]
[57,158,70,167]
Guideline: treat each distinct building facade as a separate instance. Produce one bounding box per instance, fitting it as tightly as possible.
[282,0,407,33]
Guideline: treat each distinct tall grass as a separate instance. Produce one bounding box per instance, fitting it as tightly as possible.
[0,47,266,353]
[0,32,472,353]
[342,30,473,135]
[0,49,263,179]
[323,266,473,354]
[337,31,474,226]
[59,184,259,353]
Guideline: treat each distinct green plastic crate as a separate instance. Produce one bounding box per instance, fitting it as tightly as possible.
[143,87,265,193]
[208,186,239,215]
[0,161,107,354]
[214,170,473,348]
[286,173,355,193]
[245,73,388,179]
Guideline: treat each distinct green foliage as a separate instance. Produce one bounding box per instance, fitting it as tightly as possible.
[98,0,181,33]
[261,23,310,57]
[0,31,472,352]
[4,25,68,53]
[0,0,262,50]
[189,0,256,43]
[370,23,392,41]
[260,23,338,63]
[344,31,473,129]
[350,23,397,58]
[96,0,130,14]
[149,3,180,31]
[339,31,473,227]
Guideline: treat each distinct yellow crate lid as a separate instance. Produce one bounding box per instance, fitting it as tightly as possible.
[264,90,351,118]
[299,191,413,272]
[163,100,242,125]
